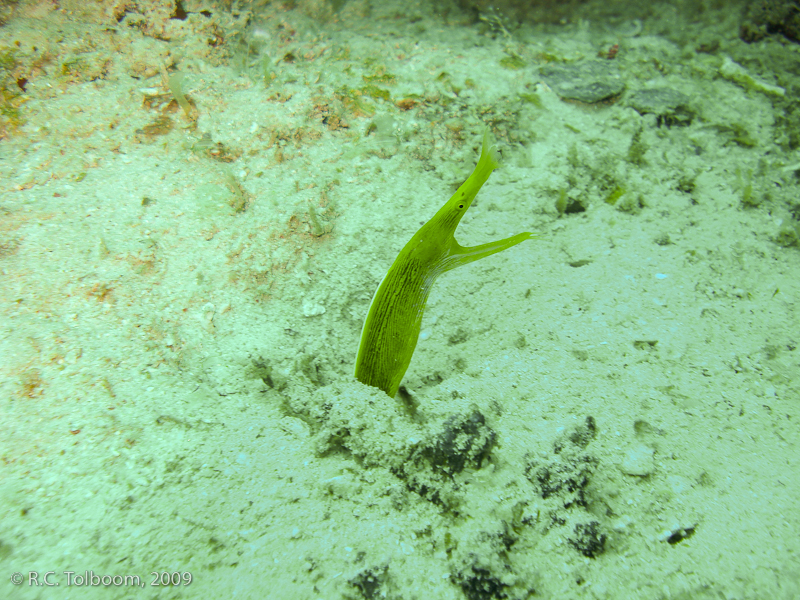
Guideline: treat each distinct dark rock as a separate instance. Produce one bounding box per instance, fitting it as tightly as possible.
[628,88,695,127]
[539,60,625,104]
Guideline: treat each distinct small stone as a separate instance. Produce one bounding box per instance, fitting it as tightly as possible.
[302,299,326,317]
[620,444,655,476]
[628,88,694,126]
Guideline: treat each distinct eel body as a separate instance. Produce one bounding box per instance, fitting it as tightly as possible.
[354,132,534,397]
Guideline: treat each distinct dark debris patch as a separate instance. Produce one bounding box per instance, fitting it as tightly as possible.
[347,565,388,600]
[452,564,509,600]
[521,416,614,559]
[527,416,599,508]
[555,415,597,452]
[394,410,497,509]
[414,410,496,477]
[525,453,597,508]
[568,521,607,558]
[741,0,800,43]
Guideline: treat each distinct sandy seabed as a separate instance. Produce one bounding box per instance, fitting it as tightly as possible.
[1,1,799,598]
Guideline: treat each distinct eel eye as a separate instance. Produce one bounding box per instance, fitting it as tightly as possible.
[458,204,464,209]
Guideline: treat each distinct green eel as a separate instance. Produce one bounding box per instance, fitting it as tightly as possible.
[354,131,535,397]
